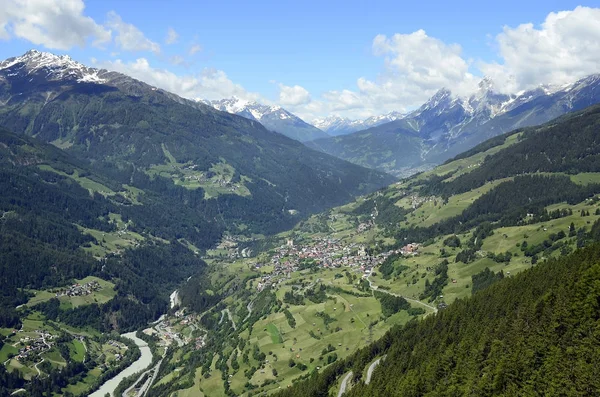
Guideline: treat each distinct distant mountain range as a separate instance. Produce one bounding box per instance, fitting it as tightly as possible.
[204,97,329,142]
[312,112,405,136]
[305,75,600,177]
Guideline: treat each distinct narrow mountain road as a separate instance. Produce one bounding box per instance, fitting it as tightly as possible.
[141,348,168,397]
[243,300,254,323]
[404,296,437,313]
[338,371,353,397]
[123,368,151,397]
[82,339,88,363]
[367,276,437,313]
[365,355,385,384]
[125,347,167,397]
[10,388,26,395]
[34,358,44,376]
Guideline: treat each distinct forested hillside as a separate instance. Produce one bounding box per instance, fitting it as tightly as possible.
[0,128,209,332]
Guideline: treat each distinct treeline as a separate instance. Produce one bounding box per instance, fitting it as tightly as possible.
[443,128,520,164]
[275,242,600,397]
[471,267,504,293]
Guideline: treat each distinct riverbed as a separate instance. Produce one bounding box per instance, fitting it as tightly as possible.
[89,332,153,397]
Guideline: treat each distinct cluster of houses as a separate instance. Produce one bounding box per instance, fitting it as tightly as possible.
[55,280,101,297]
[357,221,374,233]
[409,194,435,209]
[253,237,420,291]
[107,339,127,350]
[17,331,53,361]
[103,340,127,363]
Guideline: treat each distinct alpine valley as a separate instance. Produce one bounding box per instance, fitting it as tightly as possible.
[0,50,392,396]
[2,48,600,397]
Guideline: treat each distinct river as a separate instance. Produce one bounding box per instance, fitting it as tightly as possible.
[89,332,153,397]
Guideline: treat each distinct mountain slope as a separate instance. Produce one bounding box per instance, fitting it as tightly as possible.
[0,50,394,235]
[208,97,329,142]
[0,127,211,331]
[307,75,600,177]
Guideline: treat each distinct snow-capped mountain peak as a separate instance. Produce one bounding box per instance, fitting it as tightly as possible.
[206,97,329,142]
[211,96,254,115]
[210,97,282,121]
[0,49,108,84]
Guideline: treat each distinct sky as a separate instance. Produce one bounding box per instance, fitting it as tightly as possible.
[1,0,600,121]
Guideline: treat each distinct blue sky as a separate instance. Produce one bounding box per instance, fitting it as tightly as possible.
[1,1,600,120]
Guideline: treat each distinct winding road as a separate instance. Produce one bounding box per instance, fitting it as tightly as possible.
[242,300,254,323]
[124,347,167,397]
[34,358,44,376]
[338,371,353,397]
[365,355,386,385]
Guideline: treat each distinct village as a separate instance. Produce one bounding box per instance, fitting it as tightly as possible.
[55,280,101,298]
[143,310,206,350]
[254,236,419,292]
[16,330,54,361]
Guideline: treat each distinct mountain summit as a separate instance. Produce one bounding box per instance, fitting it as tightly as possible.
[206,97,329,142]
[0,49,110,84]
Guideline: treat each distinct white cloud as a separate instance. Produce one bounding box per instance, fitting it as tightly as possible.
[322,89,363,110]
[189,44,202,55]
[480,6,600,93]
[290,29,477,119]
[0,0,111,50]
[372,30,476,95]
[165,27,178,45]
[96,58,262,102]
[106,11,160,54]
[278,83,311,106]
